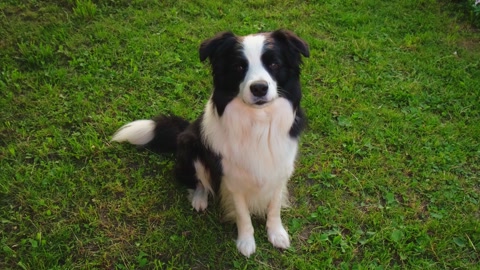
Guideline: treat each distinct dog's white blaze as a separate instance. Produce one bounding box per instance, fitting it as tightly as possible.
[239,35,278,104]
[202,97,297,218]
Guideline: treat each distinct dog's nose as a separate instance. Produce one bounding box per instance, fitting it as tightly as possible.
[250,80,269,97]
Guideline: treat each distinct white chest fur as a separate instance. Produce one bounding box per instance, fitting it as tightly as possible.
[202,97,298,194]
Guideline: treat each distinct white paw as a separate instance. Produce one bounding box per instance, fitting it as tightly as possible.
[191,194,208,212]
[268,226,290,249]
[236,236,256,257]
[190,185,208,212]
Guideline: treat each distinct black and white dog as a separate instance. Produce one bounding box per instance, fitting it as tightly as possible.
[112,30,309,257]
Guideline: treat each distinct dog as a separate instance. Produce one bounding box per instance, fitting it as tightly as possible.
[111,29,309,257]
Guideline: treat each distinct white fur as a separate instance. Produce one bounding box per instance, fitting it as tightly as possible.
[202,97,298,256]
[189,183,208,212]
[266,185,291,249]
[111,120,156,145]
[239,35,278,105]
[190,160,213,211]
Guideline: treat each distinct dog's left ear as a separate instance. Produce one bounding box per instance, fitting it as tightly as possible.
[199,31,237,62]
[271,29,310,58]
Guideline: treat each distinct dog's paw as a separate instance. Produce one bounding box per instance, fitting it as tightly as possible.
[190,186,208,212]
[191,194,208,212]
[268,226,290,249]
[236,236,256,257]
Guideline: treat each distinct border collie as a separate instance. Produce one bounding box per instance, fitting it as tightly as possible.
[111,29,309,257]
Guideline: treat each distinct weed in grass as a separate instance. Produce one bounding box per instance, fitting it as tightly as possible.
[17,42,55,69]
[72,0,97,20]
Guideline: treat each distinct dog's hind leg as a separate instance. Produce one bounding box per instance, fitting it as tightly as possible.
[189,160,213,211]
[189,182,208,211]
[176,130,212,212]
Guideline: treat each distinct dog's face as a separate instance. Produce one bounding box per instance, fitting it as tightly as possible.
[200,30,309,116]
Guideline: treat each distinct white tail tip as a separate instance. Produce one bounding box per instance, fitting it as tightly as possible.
[111,120,156,145]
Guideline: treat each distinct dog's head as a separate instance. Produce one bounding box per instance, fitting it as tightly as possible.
[200,30,309,116]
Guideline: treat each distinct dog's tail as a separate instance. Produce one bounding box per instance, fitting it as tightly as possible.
[111,115,190,153]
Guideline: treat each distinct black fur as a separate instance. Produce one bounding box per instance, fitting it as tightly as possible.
[200,32,245,116]
[141,115,223,191]
[289,109,306,138]
[175,118,223,192]
[145,115,190,153]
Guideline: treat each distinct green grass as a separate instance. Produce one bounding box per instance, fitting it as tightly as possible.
[1,0,479,269]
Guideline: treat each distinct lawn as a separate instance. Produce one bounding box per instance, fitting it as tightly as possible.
[1,0,479,269]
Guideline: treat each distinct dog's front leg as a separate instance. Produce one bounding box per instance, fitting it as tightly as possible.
[233,193,256,257]
[266,187,290,249]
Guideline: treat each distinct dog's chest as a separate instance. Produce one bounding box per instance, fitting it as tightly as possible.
[203,98,298,188]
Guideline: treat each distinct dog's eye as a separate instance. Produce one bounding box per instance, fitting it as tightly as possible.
[269,63,280,70]
[235,64,245,72]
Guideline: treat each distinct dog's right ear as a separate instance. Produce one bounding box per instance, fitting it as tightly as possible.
[199,31,236,62]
